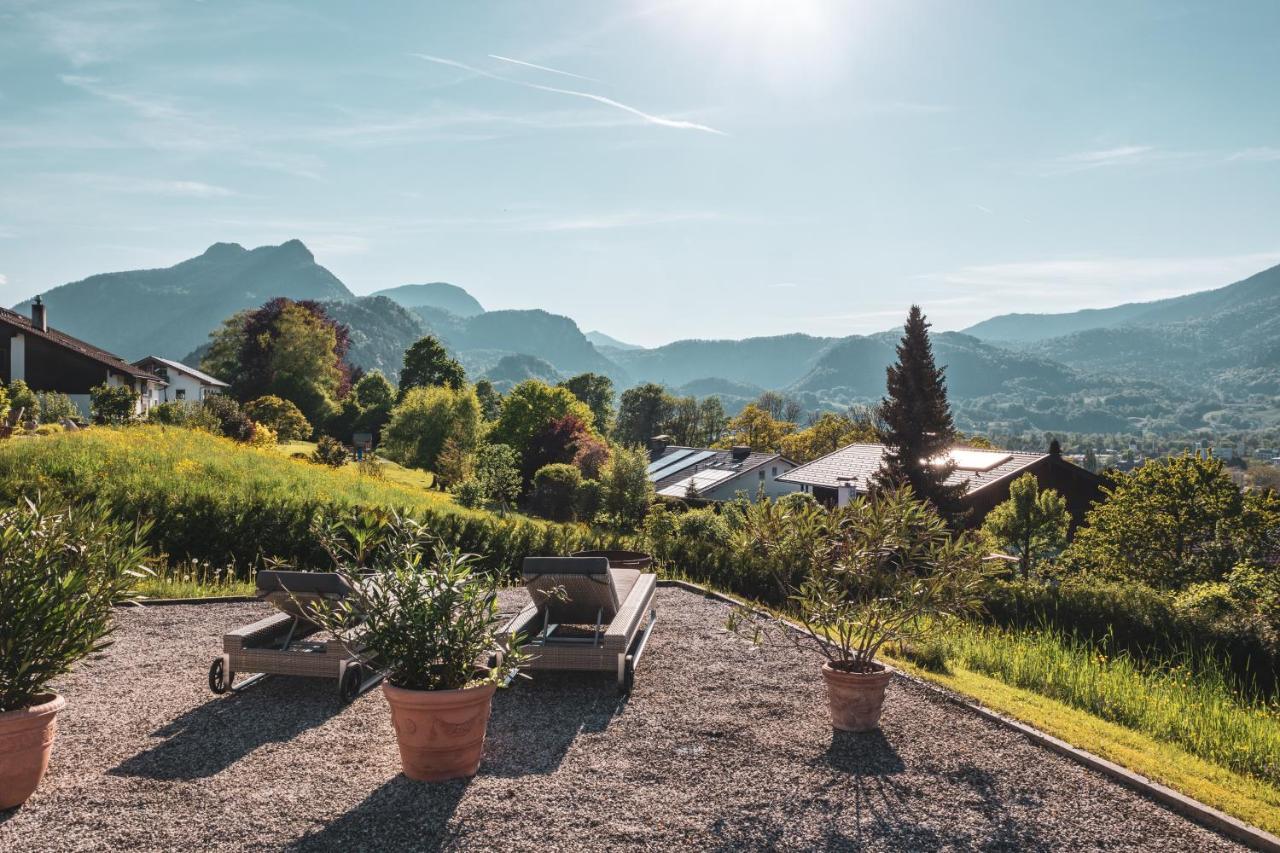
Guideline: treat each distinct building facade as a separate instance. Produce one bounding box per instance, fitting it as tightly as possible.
[133,356,229,405]
[648,438,801,503]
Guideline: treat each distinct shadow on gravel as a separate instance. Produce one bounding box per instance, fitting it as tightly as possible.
[284,776,469,853]
[480,671,625,777]
[823,729,906,776]
[109,677,344,780]
[945,762,1053,852]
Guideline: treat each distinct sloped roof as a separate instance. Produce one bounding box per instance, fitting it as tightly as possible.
[0,306,161,382]
[777,442,1045,496]
[649,444,792,497]
[134,355,229,387]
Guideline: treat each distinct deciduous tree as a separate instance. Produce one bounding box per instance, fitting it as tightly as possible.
[399,335,465,394]
[981,473,1070,579]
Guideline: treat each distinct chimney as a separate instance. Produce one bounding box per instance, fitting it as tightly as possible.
[731,445,751,460]
[1049,438,1062,458]
[31,296,47,332]
[649,434,672,455]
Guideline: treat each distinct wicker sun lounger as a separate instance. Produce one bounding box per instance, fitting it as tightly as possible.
[207,570,380,703]
[505,556,658,694]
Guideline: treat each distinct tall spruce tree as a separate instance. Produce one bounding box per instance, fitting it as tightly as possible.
[873,305,965,512]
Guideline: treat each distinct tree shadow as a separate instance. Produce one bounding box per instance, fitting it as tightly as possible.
[109,677,345,781]
[943,762,1052,852]
[822,728,907,776]
[479,671,625,777]
[283,776,469,852]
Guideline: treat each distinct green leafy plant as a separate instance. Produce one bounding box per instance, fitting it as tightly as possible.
[244,395,312,442]
[981,473,1070,579]
[0,496,151,711]
[306,512,522,691]
[89,383,138,425]
[740,487,990,672]
[311,435,349,467]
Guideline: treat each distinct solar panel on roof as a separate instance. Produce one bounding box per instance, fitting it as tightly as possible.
[656,468,737,497]
[947,450,1014,472]
[646,448,695,474]
[648,449,716,481]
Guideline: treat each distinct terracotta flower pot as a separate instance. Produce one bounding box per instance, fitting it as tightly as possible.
[821,661,894,732]
[382,681,497,781]
[0,693,66,809]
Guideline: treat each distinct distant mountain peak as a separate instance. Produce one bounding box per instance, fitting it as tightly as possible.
[201,242,246,259]
[585,330,643,351]
[372,282,484,317]
[274,238,314,261]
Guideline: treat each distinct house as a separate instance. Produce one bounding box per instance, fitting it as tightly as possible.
[648,437,800,502]
[133,355,228,405]
[777,441,1106,527]
[0,297,164,419]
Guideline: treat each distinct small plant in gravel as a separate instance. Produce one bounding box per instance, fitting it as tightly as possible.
[736,487,990,730]
[305,511,524,781]
[0,496,150,807]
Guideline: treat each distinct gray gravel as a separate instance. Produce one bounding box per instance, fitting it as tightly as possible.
[0,588,1250,852]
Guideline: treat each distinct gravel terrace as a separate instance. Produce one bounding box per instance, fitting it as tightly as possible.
[1,587,1250,852]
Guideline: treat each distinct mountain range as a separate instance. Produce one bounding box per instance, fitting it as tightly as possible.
[15,240,1280,436]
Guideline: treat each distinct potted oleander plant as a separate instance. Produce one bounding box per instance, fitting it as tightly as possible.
[740,487,988,731]
[0,497,149,809]
[307,513,523,781]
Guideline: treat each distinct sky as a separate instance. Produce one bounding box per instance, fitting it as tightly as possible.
[1,0,1278,346]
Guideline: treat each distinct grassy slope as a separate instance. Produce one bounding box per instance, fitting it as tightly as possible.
[274,440,438,491]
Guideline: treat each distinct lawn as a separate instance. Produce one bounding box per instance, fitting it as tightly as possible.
[274,440,437,491]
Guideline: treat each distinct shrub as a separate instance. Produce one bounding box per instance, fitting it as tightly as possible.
[452,478,486,509]
[381,385,481,473]
[247,421,278,447]
[33,424,64,436]
[244,395,312,441]
[0,383,8,424]
[202,395,254,441]
[676,507,729,543]
[599,444,653,530]
[89,383,137,425]
[531,463,582,522]
[356,456,385,479]
[0,497,150,711]
[6,380,37,422]
[312,435,349,467]
[576,478,603,523]
[149,401,193,426]
[36,391,78,424]
[306,514,520,691]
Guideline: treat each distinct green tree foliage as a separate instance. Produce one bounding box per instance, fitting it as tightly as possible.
[873,305,964,512]
[244,395,312,442]
[531,463,582,522]
[399,335,465,394]
[664,395,702,446]
[599,444,654,530]
[474,378,502,421]
[717,403,793,451]
[6,380,38,421]
[473,443,522,513]
[981,473,1070,579]
[614,382,674,446]
[488,380,595,472]
[1064,453,1280,589]
[780,410,877,462]
[697,396,728,445]
[521,414,591,485]
[1083,447,1100,473]
[89,383,137,425]
[352,371,396,442]
[201,395,254,441]
[381,385,481,473]
[435,436,475,489]
[559,373,615,431]
[0,384,9,425]
[201,299,349,426]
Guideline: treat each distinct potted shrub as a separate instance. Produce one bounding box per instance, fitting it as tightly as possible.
[741,488,988,731]
[307,513,523,781]
[0,497,149,808]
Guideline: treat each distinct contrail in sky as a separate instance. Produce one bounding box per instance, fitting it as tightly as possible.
[488,54,598,82]
[413,53,725,136]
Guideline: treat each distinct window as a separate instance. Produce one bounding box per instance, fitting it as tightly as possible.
[175,389,186,400]
[771,466,777,477]
[758,470,765,480]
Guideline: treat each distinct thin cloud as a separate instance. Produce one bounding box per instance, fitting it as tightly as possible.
[1227,147,1280,162]
[488,54,598,82]
[972,203,994,215]
[412,53,725,135]
[1049,145,1157,172]
[0,273,7,286]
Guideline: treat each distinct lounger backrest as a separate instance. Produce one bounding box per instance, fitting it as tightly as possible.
[522,556,619,624]
[256,570,354,597]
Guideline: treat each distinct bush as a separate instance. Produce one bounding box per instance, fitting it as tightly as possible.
[356,456,385,479]
[312,435,349,467]
[452,478,486,509]
[244,395,312,441]
[36,391,78,424]
[247,421,278,447]
[676,507,729,543]
[149,401,193,426]
[0,427,626,577]
[6,380,37,422]
[599,445,653,530]
[202,395,254,441]
[0,497,150,711]
[576,478,603,523]
[33,424,64,436]
[89,383,137,425]
[531,463,582,522]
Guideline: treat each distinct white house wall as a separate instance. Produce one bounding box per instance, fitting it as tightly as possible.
[10,333,24,382]
[701,460,801,502]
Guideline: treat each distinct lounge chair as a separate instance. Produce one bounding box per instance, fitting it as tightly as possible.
[505,556,658,694]
[207,570,379,703]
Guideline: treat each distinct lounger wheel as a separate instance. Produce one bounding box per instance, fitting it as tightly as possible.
[339,664,363,704]
[209,658,233,694]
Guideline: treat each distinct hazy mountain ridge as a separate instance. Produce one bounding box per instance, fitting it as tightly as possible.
[372,282,484,317]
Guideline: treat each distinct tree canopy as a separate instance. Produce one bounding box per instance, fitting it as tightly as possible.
[981,473,1070,579]
[559,373,615,431]
[614,382,674,446]
[873,305,964,512]
[381,385,481,473]
[399,335,465,394]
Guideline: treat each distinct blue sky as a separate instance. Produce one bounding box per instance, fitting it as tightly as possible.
[2,0,1278,345]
